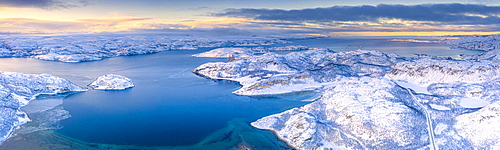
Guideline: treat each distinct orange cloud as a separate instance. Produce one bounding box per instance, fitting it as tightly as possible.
[0,17,157,33]
[77,18,152,24]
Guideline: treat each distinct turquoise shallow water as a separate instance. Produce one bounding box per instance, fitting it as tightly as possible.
[0,36,481,148]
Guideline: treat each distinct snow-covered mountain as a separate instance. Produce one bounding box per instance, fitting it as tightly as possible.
[0,35,289,63]
[193,35,500,149]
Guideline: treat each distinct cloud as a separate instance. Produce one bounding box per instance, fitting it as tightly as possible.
[0,17,155,33]
[0,18,90,33]
[190,6,209,10]
[0,0,90,9]
[77,18,152,26]
[214,3,500,25]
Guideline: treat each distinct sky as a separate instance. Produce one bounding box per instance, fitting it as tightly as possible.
[1,0,500,36]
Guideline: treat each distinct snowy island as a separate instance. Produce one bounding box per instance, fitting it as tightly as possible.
[88,74,134,90]
[193,35,500,149]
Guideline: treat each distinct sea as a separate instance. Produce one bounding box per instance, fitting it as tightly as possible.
[0,36,481,149]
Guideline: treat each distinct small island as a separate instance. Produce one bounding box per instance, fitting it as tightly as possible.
[88,74,135,90]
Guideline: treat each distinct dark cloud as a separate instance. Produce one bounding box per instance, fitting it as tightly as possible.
[0,0,90,9]
[214,3,500,25]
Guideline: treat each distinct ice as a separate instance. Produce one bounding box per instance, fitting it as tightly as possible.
[20,99,64,114]
[455,101,500,149]
[193,49,406,95]
[459,97,490,108]
[393,80,431,95]
[0,71,85,145]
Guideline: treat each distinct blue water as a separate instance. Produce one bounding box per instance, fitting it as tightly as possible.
[0,36,482,148]
[285,36,480,58]
[0,48,313,147]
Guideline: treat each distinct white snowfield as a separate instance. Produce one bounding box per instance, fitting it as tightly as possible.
[88,74,134,90]
[0,72,86,145]
[193,35,500,149]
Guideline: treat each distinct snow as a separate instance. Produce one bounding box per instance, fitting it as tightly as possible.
[443,35,500,51]
[429,104,451,111]
[459,97,490,108]
[1,34,500,148]
[192,46,324,58]
[393,80,431,95]
[389,39,441,43]
[0,35,289,63]
[193,35,500,149]
[454,101,500,149]
[251,77,428,149]
[0,72,85,145]
[88,74,134,90]
[193,49,405,95]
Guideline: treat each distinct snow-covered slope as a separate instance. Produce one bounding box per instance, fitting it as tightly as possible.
[0,72,86,145]
[386,56,500,87]
[454,101,500,149]
[88,74,134,90]
[193,49,406,95]
[251,77,428,149]
[193,35,500,149]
